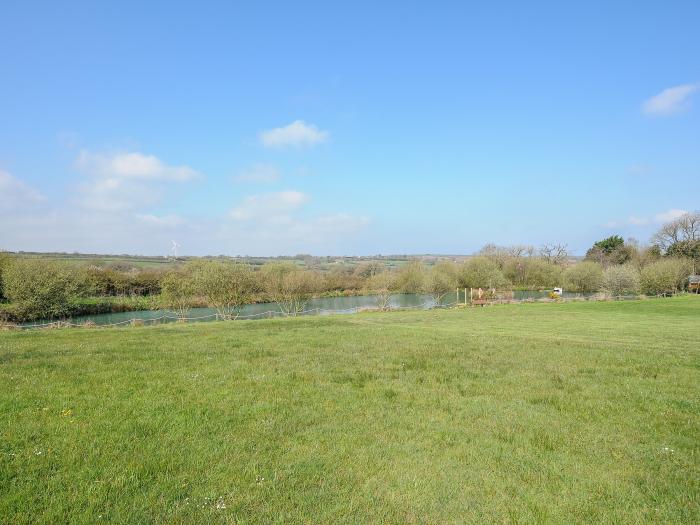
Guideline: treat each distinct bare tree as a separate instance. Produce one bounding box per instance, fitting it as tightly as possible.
[364,271,397,311]
[260,262,318,316]
[651,211,700,252]
[539,243,569,265]
[423,262,458,305]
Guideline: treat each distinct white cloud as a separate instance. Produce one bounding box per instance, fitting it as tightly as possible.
[75,150,200,181]
[642,83,698,116]
[654,208,688,223]
[0,170,45,211]
[74,150,200,212]
[231,190,309,220]
[605,208,688,229]
[259,120,329,148]
[234,163,280,183]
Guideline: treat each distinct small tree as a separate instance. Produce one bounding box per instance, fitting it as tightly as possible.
[160,270,195,320]
[602,265,640,296]
[423,262,458,305]
[259,262,318,316]
[640,259,692,296]
[563,261,603,293]
[190,261,256,319]
[2,258,83,320]
[364,271,397,311]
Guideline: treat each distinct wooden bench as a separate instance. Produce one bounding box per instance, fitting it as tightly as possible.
[471,299,488,307]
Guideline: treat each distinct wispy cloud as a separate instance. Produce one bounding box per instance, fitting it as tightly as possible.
[230,190,309,221]
[76,150,200,181]
[234,163,280,183]
[74,150,200,212]
[654,208,688,223]
[642,83,698,116]
[259,120,329,148]
[605,208,688,228]
[0,170,45,211]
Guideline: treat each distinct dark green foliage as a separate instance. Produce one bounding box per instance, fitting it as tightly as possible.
[594,235,625,254]
[666,239,700,260]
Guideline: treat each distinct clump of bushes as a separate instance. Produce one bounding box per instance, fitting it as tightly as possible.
[563,261,603,293]
[640,259,691,296]
[459,257,509,289]
[1,259,84,320]
[602,265,640,296]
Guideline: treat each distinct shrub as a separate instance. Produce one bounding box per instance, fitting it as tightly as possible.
[459,257,509,289]
[602,265,640,296]
[0,251,10,301]
[189,260,257,319]
[423,262,458,304]
[563,262,603,293]
[2,259,83,320]
[394,261,427,294]
[364,271,397,310]
[640,258,692,296]
[504,258,562,288]
[159,270,195,319]
[259,262,318,316]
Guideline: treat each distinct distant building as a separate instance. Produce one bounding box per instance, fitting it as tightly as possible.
[689,275,700,293]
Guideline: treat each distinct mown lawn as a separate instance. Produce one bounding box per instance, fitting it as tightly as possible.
[1,297,699,523]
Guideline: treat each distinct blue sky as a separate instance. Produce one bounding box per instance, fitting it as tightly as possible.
[1,1,698,256]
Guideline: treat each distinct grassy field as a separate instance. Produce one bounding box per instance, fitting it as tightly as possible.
[1,297,698,523]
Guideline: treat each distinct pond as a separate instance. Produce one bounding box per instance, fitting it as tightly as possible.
[24,290,593,328]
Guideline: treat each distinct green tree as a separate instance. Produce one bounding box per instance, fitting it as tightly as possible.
[189,261,257,319]
[563,262,603,293]
[585,235,632,266]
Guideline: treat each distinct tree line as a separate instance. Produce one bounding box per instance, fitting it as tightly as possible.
[1,211,698,322]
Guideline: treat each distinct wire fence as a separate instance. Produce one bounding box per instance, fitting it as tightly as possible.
[6,293,671,331]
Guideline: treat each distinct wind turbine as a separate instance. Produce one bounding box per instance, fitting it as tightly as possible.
[171,240,181,258]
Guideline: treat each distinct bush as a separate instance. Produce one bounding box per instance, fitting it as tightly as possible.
[159,270,195,319]
[423,262,458,304]
[364,271,397,310]
[563,262,603,293]
[640,258,692,296]
[259,262,318,316]
[459,257,509,289]
[2,259,83,320]
[0,252,10,301]
[394,261,426,294]
[602,265,640,296]
[189,260,257,319]
[503,258,562,288]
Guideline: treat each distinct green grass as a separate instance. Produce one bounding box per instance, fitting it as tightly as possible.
[1,297,699,523]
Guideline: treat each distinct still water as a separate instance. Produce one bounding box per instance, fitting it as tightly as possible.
[27,290,591,327]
